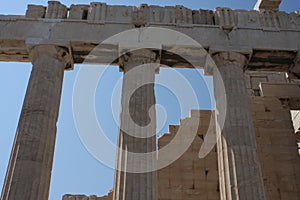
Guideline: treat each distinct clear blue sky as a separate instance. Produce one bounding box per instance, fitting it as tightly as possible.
[0,1,299,200]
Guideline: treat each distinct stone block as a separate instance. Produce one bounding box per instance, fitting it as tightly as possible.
[250,102,266,112]
[108,5,134,23]
[169,178,183,188]
[289,12,300,29]
[260,82,300,98]
[158,171,171,179]
[88,2,107,21]
[262,127,295,137]
[207,190,220,200]
[252,110,291,120]
[244,74,252,88]
[214,7,235,28]
[261,163,283,177]
[277,12,291,29]
[62,195,87,200]
[170,189,184,199]
[158,177,170,187]
[190,109,212,119]
[194,180,208,190]
[192,139,203,152]
[267,72,287,83]
[148,6,165,23]
[235,10,260,28]
[250,96,284,111]
[175,6,193,24]
[258,133,297,146]
[69,5,89,20]
[254,119,293,129]
[259,11,280,29]
[45,1,68,19]
[250,75,268,90]
[254,0,282,11]
[205,169,218,181]
[280,192,300,200]
[204,163,218,173]
[168,125,179,134]
[192,9,214,25]
[161,6,176,24]
[25,5,46,18]
[132,4,148,26]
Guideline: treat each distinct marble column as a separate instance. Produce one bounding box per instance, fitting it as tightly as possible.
[1,45,71,200]
[113,49,158,200]
[212,52,266,200]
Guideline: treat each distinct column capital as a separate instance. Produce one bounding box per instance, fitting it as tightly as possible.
[212,51,248,69]
[29,45,73,70]
[119,49,160,73]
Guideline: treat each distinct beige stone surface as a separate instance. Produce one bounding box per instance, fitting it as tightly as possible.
[250,96,300,200]
[158,110,219,200]
[69,4,89,20]
[245,71,287,96]
[247,71,300,200]
[25,5,46,18]
[260,82,300,98]
[45,1,68,19]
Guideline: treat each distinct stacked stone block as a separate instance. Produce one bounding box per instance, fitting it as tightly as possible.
[157,110,219,200]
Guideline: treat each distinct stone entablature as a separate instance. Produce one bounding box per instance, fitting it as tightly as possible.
[1,2,300,76]
[24,2,300,30]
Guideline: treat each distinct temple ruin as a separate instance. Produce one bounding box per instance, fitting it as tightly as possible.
[1,0,300,199]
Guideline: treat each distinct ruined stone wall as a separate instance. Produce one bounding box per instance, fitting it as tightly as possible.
[157,110,219,200]
[156,71,300,200]
[246,71,300,199]
[250,96,300,199]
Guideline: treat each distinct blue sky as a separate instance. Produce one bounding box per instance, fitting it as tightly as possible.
[0,1,299,200]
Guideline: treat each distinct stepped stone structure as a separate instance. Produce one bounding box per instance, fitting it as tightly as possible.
[1,0,300,200]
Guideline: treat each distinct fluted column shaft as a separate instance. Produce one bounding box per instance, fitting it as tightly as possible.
[1,45,70,200]
[213,52,266,200]
[113,49,158,200]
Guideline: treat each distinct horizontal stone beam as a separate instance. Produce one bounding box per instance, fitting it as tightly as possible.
[254,0,282,11]
[259,82,300,109]
[259,82,300,98]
